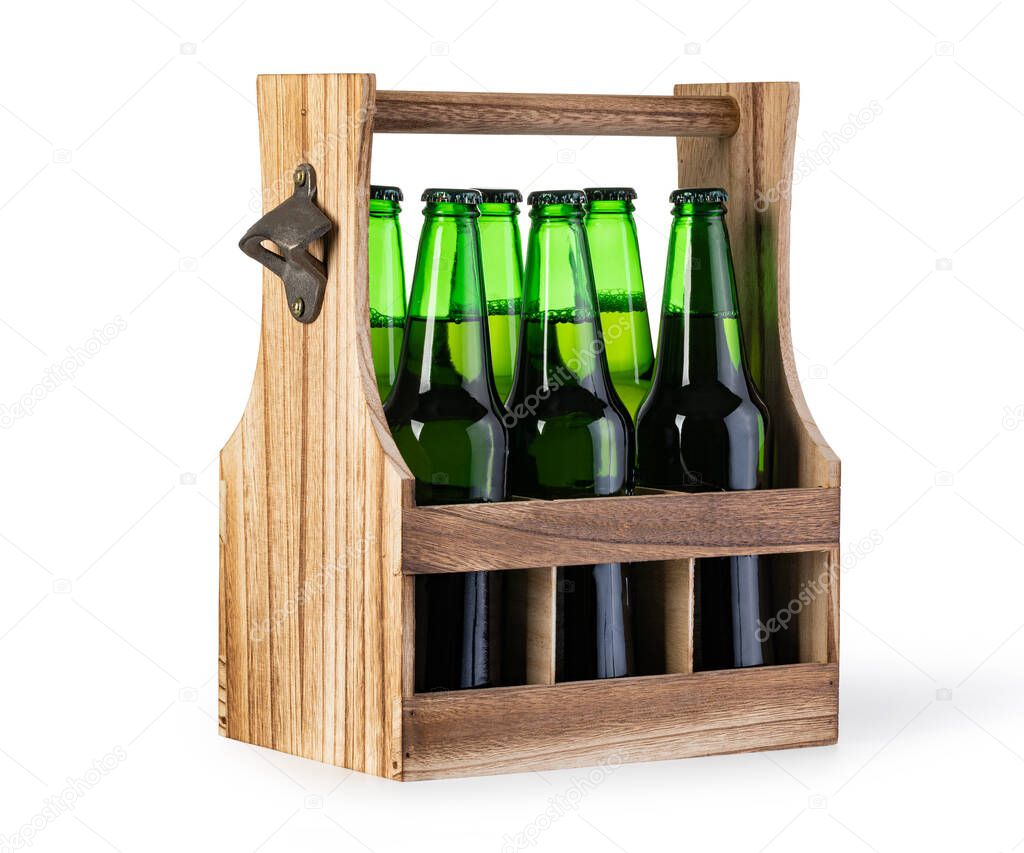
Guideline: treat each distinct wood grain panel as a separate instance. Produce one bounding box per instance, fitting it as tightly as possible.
[402,663,837,780]
[633,559,694,675]
[219,73,411,778]
[403,487,839,572]
[374,90,739,137]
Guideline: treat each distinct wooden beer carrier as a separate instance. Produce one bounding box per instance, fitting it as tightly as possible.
[219,75,841,781]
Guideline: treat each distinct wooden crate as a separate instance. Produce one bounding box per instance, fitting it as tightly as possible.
[218,74,841,781]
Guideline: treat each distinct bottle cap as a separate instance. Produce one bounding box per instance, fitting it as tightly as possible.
[669,188,728,204]
[474,188,523,204]
[584,187,637,202]
[527,189,586,206]
[421,188,483,204]
[370,185,403,202]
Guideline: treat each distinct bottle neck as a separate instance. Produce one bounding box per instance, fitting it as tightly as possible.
[477,202,523,307]
[368,199,405,325]
[523,205,598,318]
[408,203,485,320]
[584,200,646,307]
[655,203,748,389]
[516,204,613,396]
[400,203,496,401]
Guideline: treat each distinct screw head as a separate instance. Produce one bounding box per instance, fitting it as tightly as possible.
[291,297,304,318]
[294,169,305,186]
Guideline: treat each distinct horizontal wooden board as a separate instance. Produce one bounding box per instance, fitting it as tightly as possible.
[374,90,739,137]
[401,663,837,780]
[403,487,839,573]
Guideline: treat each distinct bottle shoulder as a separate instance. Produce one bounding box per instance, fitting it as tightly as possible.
[638,379,767,425]
[507,382,630,429]
[386,383,509,429]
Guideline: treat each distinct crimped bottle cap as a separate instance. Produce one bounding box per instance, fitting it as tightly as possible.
[669,188,728,204]
[474,188,523,204]
[527,189,586,206]
[584,187,637,202]
[370,185,403,202]
[421,188,484,204]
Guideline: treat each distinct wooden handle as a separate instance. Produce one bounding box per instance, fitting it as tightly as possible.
[374,90,739,137]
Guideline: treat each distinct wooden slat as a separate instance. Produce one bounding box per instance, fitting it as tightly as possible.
[374,90,739,137]
[403,487,839,573]
[401,663,837,780]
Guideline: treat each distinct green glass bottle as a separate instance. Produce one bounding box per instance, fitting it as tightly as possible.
[385,188,508,691]
[475,188,524,403]
[507,190,635,682]
[583,187,655,420]
[636,188,774,671]
[368,185,407,402]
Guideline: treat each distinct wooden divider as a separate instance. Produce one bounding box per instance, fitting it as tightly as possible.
[633,559,695,676]
[496,568,557,686]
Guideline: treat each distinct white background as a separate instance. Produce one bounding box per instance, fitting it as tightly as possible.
[2,1,1023,850]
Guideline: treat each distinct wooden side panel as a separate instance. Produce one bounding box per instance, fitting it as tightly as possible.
[674,82,839,491]
[402,663,838,780]
[219,73,411,779]
[404,487,839,572]
[675,81,840,706]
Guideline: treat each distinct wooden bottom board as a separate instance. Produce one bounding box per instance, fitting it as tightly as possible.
[400,662,837,780]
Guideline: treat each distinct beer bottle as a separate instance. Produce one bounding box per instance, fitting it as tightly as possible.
[583,187,655,420]
[507,190,635,682]
[368,185,407,401]
[475,188,524,403]
[636,188,774,670]
[385,188,508,691]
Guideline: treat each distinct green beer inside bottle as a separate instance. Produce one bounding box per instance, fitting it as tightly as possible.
[368,186,407,402]
[636,188,773,671]
[584,188,655,420]
[508,190,635,682]
[476,189,524,403]
[385,189,508,691]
